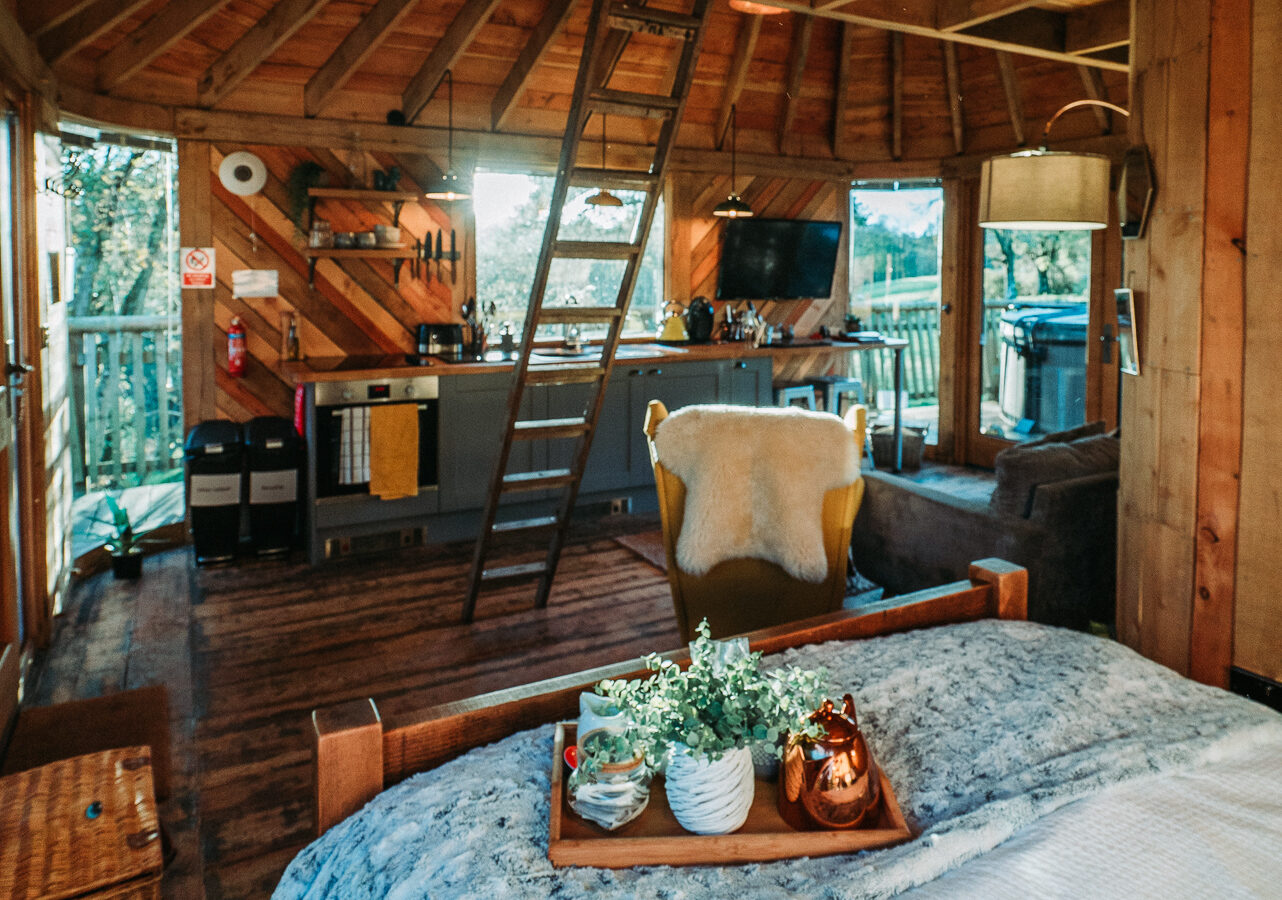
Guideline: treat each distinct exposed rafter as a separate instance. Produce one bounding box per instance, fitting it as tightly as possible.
[403,0,504,124]
[96,0,232,92]
[1076,65,1113,133]
[19,0,97,38]
[1065,0,1128,56]
[939,0,1042,32]
[305,0,417,118]
[0,4,54,94]
[995,50,1025,146]
[832,23,855,158]
[716,15,762,148]
[890,32,904,159]
[491,0,577,131]
[943,41,964,155]
[38,0,153,67]
[779,15,815,152]
[197,0,329,108]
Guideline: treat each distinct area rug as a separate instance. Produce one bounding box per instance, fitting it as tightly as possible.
[613,530,666,573]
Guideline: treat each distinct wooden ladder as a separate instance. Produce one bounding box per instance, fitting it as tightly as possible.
[461,0,711,623]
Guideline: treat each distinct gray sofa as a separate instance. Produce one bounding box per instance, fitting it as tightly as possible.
[851,432,1118,631]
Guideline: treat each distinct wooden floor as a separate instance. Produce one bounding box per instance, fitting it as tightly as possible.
[25,513,677,899]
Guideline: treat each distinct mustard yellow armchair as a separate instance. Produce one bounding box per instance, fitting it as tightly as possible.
[642,400,867,642]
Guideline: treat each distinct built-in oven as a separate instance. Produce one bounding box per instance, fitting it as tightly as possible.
[312,375,439,498]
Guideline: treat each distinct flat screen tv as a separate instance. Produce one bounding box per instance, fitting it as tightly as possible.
[715,218,843,301]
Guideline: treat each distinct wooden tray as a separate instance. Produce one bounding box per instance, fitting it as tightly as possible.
[549,723,914,868]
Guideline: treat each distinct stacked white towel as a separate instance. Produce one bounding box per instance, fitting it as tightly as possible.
[339,407,370,485]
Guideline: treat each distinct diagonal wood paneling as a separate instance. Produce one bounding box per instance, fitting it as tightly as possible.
[209,145,462,421]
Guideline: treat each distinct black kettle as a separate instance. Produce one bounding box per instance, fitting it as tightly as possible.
[686,296,715,343]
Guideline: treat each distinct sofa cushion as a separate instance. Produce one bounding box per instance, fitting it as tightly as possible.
[990,433,1120,518]
[1021,420,1106,448]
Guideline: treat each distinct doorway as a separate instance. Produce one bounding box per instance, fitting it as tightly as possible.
[1,106,22,647]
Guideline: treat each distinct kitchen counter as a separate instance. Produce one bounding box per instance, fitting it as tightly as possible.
[274,337,908,384]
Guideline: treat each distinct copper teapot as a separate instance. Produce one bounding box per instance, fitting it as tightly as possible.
[778,694,881,830]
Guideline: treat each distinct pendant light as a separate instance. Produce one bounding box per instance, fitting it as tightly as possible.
[713,104,753,218]
[979,99,1133,231]
[728,1,788,14]
[424,69,471,201]
[585,115,623,207]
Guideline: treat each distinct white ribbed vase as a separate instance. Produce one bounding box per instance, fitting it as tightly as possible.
[664,745,755,835]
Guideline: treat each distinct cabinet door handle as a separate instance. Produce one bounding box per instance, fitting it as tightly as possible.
[735,361,747,369]
[648,368,663,376]
[629,369,643,376]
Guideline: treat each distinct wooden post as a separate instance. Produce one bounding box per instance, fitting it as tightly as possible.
[969,558,1028,621]
[313,698,383,836]
[177,141,216,429]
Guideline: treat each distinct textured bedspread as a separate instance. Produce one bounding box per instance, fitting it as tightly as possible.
[275,620,1282,899]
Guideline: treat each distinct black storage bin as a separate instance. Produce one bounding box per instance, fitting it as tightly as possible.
[244,416,301,555]
[184,420,243,565]
[998,307,1087,435]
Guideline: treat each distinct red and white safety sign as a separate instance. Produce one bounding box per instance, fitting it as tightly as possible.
[181,246,216,289]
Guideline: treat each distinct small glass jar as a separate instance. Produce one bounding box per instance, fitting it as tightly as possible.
[308,220,333,249]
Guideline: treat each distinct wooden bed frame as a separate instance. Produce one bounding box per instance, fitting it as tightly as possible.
[311,558,1028,835]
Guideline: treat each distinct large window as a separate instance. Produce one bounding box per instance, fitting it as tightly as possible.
[848,181,944,443]
[474,172,664,340]
[978,229,1090,442]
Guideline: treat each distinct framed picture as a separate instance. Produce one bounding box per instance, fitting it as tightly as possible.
[1115,287,1140,375]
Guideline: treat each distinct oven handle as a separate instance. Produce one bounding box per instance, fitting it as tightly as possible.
[326,403,433,415]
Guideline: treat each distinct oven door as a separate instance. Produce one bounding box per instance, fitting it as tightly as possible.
[314,400,439,498]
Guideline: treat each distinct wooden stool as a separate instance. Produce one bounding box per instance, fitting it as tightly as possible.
[773,383,817,410]
[805,375,865,417]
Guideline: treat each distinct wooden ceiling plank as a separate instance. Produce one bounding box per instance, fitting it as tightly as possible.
[402,0,504,124]
[939,0,1042,32]
[832,22,855,158]
[778,15,815,153]
[0,4,54,95]
[716,15,761,148]
[1065,0,1129,55]
[995,49,1025,146]
[38,0,155,67]
[759,0,1130,72]
[19,0,98,38]
[491,0,577,131]
[197,0,330,108]
[305,0,418,118]
[96,0,232,92]
[1076,64,1113,133]
[890,31,903,160]
[943,40,964,155]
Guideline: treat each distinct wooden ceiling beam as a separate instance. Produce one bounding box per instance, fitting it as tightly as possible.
[831,23,855,158]
[778,15,815,152]
[890,31,903,159]
[491,0,576,131]
[0,4,54,95]
[938,0,1041,32]
[1076,65,1113,133]
[402,0,504,124]
[943,41,964,155]
[759,0,1129,72]
[716,15,761,148]
[995,50,1025,146]
[38,0,154,67]
[1065,0,1129,56]
[96,0,232,92]
[18,0,97,38]
[197,0,329,108]
[305,0,417,118]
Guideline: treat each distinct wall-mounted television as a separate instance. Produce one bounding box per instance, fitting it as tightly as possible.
[715,218,843,301]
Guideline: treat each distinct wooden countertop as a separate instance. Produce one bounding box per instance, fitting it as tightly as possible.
[274,338,907,384]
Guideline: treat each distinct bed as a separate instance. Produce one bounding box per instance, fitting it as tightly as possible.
[275,560,1282,899]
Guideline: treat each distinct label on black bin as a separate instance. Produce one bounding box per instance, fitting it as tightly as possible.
[250,469,297,504]
[190,473,240,507]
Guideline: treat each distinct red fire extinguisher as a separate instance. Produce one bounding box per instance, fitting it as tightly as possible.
[228,316,247,377]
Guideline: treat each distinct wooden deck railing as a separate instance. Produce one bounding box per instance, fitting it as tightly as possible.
[68,315,183,493]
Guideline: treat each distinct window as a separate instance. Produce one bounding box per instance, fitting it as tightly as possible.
[474,172,664,340]
[978,229,1091,442]
[848,181,944,443]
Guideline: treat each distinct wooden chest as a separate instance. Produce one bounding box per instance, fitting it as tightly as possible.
[0,747,163,899]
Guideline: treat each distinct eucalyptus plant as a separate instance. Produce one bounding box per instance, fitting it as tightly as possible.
[596,619,828,765]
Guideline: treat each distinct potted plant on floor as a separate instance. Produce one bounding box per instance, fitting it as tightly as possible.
[100,495,146,579]
[596,620,827,835]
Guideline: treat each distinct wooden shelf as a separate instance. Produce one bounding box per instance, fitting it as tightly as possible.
[307,188,421,202]
[304,248,415,259]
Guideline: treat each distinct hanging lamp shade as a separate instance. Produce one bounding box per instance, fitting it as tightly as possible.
[978,150,1110,230]
[728,0,788,13]
[585,113,623,207]
[423,69,471,201]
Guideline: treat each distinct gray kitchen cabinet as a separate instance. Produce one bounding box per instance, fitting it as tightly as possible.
[722,356,772,406]
[437,373,541,512]
[623,360,724,486]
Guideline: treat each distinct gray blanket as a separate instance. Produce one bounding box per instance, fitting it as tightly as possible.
[275,620,1282,899]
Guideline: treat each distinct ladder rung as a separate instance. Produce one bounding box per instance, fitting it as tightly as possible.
[569,167,660,191]
[491,515,559,535]
[513,417,590,439]
[501,469,576,492]
[538,306,623,324]
[554,240,639,259]
[587,88,680,119]
[608,4,701,39]
[525,365,607,385]
[481,561,549,584]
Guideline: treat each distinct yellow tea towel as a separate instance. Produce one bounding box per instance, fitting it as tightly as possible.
[369,403,419,499]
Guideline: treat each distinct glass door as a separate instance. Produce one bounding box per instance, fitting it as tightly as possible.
[0,108,22,647]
